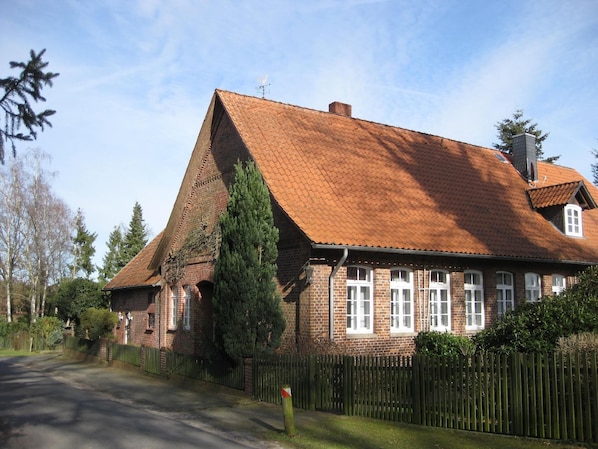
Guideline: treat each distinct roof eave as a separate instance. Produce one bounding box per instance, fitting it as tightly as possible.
[103,281,162,293]
[310,243,597,266]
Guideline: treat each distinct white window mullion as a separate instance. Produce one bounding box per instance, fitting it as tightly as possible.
[346,267,373,334]
[497,272,514,317]
[183,285,191,330]
[170,286,179,329]
[391,269,414,332]
[525,273,542,302]
[429,270,450,331]
[465,271,484,331]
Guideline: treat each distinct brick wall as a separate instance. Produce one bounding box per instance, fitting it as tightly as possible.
[279,249,588,357]
[111,288,160,348]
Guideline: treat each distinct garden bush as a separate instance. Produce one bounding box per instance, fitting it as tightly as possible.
[473,266,598,354]
[414,331,474,357]
[30,316,64,349]
[79,308,117,340]
[556,332,598,354]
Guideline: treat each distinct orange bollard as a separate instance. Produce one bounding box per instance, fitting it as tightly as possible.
[281,384,296,437]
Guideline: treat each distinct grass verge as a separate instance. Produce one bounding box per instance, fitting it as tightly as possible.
[263,413,597,449]
[0,349,58,357]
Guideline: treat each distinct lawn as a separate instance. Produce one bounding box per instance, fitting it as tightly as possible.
[0,349,36,356]
[264,413,597,449]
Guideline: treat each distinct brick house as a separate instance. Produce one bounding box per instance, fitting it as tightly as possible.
[104,90,598,356]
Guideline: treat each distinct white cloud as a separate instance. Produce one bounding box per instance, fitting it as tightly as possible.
[2,0,597,265]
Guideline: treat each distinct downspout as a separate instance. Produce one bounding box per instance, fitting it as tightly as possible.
[329,248,348,341]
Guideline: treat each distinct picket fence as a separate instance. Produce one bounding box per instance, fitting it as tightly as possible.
[253,352,598,443]
[64,337,244,390]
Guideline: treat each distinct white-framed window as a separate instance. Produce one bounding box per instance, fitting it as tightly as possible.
[183,285,192,330]
[496,271,514,317]
[170,286,179,329]
[465,270,484,330]
[525,273,542,302]
[564,204,582,237]
[390,268,414,332]
[552,274,566,295]
[429,270,450,331]
[346,266,373,334]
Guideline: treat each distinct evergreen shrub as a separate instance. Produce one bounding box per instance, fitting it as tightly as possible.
[414,331,474,358]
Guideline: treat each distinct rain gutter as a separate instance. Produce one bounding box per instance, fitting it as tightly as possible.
[329,247,348,341]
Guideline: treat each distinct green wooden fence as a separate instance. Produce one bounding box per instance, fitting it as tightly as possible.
[144,346,161,375]
[253,352,598,443]
[165,351,244,390]
[111,342,141,366]
[64,337,244,389]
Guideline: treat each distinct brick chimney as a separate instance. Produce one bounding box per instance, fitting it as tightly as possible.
[512,133,537,182]
[329,101,352,117]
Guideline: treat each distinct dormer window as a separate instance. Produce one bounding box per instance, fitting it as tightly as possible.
[564,204,582,237]
[527,180,596,238]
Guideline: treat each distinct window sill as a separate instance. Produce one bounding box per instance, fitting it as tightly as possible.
[346,332,375,339]
[145,328,154,333]
[391,331,416,337]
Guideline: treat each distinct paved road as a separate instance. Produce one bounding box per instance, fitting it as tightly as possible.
[0,354,291,449]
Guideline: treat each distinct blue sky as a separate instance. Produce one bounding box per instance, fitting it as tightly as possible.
[1,0,597,267]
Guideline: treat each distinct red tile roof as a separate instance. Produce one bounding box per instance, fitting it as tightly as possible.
[104,231,163,291]
[217,90,598,263]
[527,181,583,209]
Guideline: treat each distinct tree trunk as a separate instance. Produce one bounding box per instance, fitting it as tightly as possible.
[5,278,12,323]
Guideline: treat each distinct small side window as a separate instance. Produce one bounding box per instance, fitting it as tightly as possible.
[496,272,514,317]
[525,273,542,302]
[552,274,566,295]
[564,204,583,237]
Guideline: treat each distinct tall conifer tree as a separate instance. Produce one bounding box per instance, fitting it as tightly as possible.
[213,161,285,362]
[122,202,149,264]
[70,209,97,278]
[493,109,559,162]
[98,225,124,283]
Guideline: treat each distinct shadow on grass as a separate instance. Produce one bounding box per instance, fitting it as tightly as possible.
[263,415,596,449]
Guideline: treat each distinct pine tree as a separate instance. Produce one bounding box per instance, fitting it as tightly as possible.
[493,109,559,162]
[70,209,97,279]
[122,202,149,264]
[213,161,285,362]
[98,225,125,283]
[0,49,59,164]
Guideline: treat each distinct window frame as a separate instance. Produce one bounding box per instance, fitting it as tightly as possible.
[464,270,484,331]
[496,271,514,317]
[390,268,414,333]
[429,270,451,331]
[183,285,192,330]
[552,274,566,295]
[525,272,542,302]
[564,204,583,237]
[346,266,373,334]
[169,286,179,329]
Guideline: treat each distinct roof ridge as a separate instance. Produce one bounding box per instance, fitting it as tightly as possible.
[216,89,496,153]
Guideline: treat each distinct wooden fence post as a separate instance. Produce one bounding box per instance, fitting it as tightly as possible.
[343,355,354,416]
[308,355,316,411]
[511,352,524,436]
[412,355,422,425]
[244,358,253,395]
